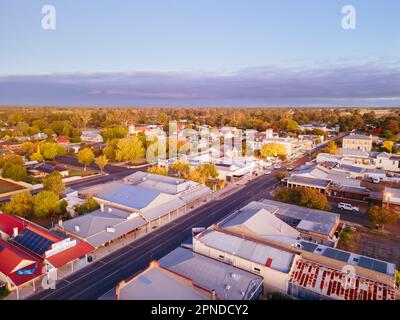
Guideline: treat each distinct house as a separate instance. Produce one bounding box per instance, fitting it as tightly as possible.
[55,137,71,144]
[28,163,69,178]
[342,134,373,152]
[80,130,103,144]
[30,133,48,141]
[0,212,94,297]
[0,141,23,151]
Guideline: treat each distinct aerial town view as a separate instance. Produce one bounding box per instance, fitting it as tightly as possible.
[0,0,399,316]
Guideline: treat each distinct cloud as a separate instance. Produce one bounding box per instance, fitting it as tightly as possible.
[0,61,399,107]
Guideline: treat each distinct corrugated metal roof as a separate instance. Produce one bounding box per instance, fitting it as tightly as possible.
[197,230,295,273]
[159,247,263,300]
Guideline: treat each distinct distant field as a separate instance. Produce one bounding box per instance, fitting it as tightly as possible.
[0,179,26,194]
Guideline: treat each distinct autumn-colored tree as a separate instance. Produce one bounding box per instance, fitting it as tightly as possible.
[42,172,65,195]
[2,191,33,217]
[115,137,145,162]
[367,206,398,230]
[170,160,190,178]
[261,143,287,158]
[32,191,61,218]
[95,155,109,173]
[77,148,95,172]
[147,166,168,176]
[40,142,66,160]
[382,140,394,153]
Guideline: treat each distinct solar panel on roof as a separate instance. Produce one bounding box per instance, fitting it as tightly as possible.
[358,256,373,269]
[358,257,387,274]
[322,248,351,262]
[372,261,387,274]
[12,229,54,256]
[300,241,318,252]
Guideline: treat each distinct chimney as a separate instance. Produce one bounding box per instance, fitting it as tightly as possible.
[75,225,80,232]
[108,208,112,213]
[13,227,18,237]
[100,203,105,212]
[211,289,217,300]
[58,219,63,227]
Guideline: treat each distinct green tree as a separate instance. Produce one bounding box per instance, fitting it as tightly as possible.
[30,150,44,162]
[101,126,128,141]
[95,155,109,173]
[74,197,100,216]
[1,163,28,181]
[115,137,145,162]
[42,172,65,195]
[40,142,66,160]
[366,206,398,230]
[2,191,33,217]
[32,191,61,218]
[77,148,95,172]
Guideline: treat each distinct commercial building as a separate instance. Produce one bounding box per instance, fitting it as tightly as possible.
[115,261,211,300]
[190,202,397,300]
[246,200,340,247]
[342,134,373,152]
[159,247,264,300]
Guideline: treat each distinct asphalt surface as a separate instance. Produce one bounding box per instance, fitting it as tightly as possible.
[27,138,351,300]
[27,150,317,300]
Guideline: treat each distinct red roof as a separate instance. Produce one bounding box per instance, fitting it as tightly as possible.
[45,241,94,268]
[25,224,62,243]
[56,137,70,144]
[0,239,43,286]
[0,212,27,236]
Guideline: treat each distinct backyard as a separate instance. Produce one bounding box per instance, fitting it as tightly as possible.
[0,178,26,194]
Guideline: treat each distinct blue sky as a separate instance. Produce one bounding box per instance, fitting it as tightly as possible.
[0,0,399,106]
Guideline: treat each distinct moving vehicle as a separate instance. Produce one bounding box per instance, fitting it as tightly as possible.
[286,166,294,171]
[274,164,281,169]
[264,170,272,175]
[338,202,359,212]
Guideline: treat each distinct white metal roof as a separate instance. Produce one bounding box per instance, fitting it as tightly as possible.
[159,247,263,300]
[196,230,295,273]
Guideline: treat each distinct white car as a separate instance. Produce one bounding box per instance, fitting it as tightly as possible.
[338,202,359,212]
[274,164,281,169]
[372,177,380,184]
[264,170,272,175]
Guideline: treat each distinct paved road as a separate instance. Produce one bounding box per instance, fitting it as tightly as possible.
[27,138,347,300]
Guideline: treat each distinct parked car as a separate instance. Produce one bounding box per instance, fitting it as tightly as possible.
[338,202,360,212]
[264,170,272,175]
[372,177,380,184]
[274,164,281,169]
[286,166,294,171]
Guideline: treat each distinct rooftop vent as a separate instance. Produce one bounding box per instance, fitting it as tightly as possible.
[75,225,80,232]
[108,208,112,213]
